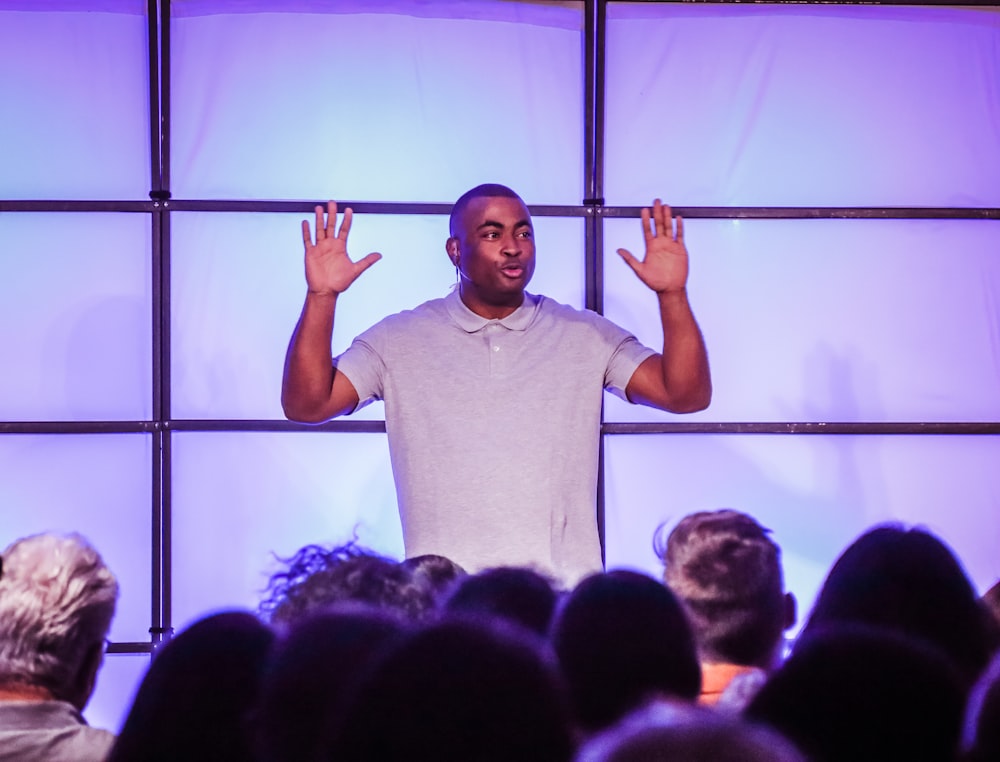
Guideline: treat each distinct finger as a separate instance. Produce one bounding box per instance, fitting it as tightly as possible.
[675,214,684,242]
[653,198,665,237]
[656,199,674,239]
[314,205,326,240]
[302,219,313,247]
[326,201,338,236]
[640,207,653,241]
[338,207,353,239]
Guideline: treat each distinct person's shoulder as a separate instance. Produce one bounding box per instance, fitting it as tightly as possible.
[534,294,624,330]
[373,295,450,328]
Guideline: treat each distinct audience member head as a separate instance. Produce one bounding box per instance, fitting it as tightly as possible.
[962,650,1000,762]
[399,553,467,609]
[744,623,966,762]
[332,616,574,761]
[258,541,433,625]
[442,565,560,636]
[551,569,701,734]
[657,509,795,669]
[576,700,806,762]
[107,610,274,762]
[252,605,410,762]
[0,532,118,711]
[800,522,995,686]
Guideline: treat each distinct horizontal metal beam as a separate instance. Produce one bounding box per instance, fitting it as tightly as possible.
[5,420,1000,436]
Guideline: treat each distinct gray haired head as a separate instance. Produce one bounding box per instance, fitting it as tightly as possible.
[0,532,118,706]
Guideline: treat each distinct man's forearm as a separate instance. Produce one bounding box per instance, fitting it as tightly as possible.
[656,288,712,413]
[281,291,339,421]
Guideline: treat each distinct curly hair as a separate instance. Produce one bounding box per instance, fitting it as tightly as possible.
[258,541,434,626]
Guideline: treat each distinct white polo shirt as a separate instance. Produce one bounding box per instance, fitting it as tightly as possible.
[334,289,655,588]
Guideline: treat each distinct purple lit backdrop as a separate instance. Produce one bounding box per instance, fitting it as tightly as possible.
[1,0,998,733]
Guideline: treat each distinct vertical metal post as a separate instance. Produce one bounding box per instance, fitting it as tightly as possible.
[585,0,609,565]
[148,0,173,649]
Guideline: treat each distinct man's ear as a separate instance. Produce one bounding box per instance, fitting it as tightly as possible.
[446,237,460,266]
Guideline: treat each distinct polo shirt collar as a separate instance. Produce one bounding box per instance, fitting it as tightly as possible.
[445,289,539,333]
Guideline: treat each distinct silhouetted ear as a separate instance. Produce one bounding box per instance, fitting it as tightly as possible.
[783,592,798,630]
[446,237,460,265]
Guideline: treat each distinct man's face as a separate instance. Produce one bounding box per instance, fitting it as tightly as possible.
[448,195,536,317]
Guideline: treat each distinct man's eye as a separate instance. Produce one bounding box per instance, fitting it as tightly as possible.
[518,230,533,239]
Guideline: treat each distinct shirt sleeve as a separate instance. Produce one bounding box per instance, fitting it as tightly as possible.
[332,324,387,413]
[604,333,657,402]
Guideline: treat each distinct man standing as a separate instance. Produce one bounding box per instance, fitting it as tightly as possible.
[0,532,119,761]
[282,184,711,587]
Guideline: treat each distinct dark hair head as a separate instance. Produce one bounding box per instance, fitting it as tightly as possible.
[551,569,701,733]
[449,183,525,238]
[252,606,409,762]
[259,542,433,626]
[801,523,994,686]
[577,700,807,762]
[744,623,966,762]
[332,616,574,761]
[442,565,559,636]
[108,611,275,762]
[658,509,788,666]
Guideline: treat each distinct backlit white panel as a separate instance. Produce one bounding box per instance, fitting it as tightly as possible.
[604,434,1000,634]
[605,5,1000,207]
[84,653,151,735]
[170,212,583,419]
[0,2,150,199]
[170,1,584,203]
[169,432,399,633]
[0,214,152,421]
[0,435,152,643]
[602,218,1000,423]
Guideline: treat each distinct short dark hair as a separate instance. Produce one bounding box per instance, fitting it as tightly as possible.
[449,183,525,238]
[657,509,786,666]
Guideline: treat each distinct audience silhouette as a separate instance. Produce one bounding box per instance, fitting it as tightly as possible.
[107,611,274,762]
[744,623,966,762]
[575,700,806,762]
[6,515,994,762]
[251,605,409,762]
[442,565,561,637]
[330,615,575,761]
[798,523,996,689]
[551,568,701,735]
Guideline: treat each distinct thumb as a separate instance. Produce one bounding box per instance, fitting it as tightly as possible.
[616,247,640,272]
[355,251,382,274]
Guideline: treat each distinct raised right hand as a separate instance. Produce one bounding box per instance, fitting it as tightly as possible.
[302,201,382,296]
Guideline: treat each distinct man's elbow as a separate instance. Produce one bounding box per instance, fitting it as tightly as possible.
[669,385,712,414]
[281,396,330,424]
